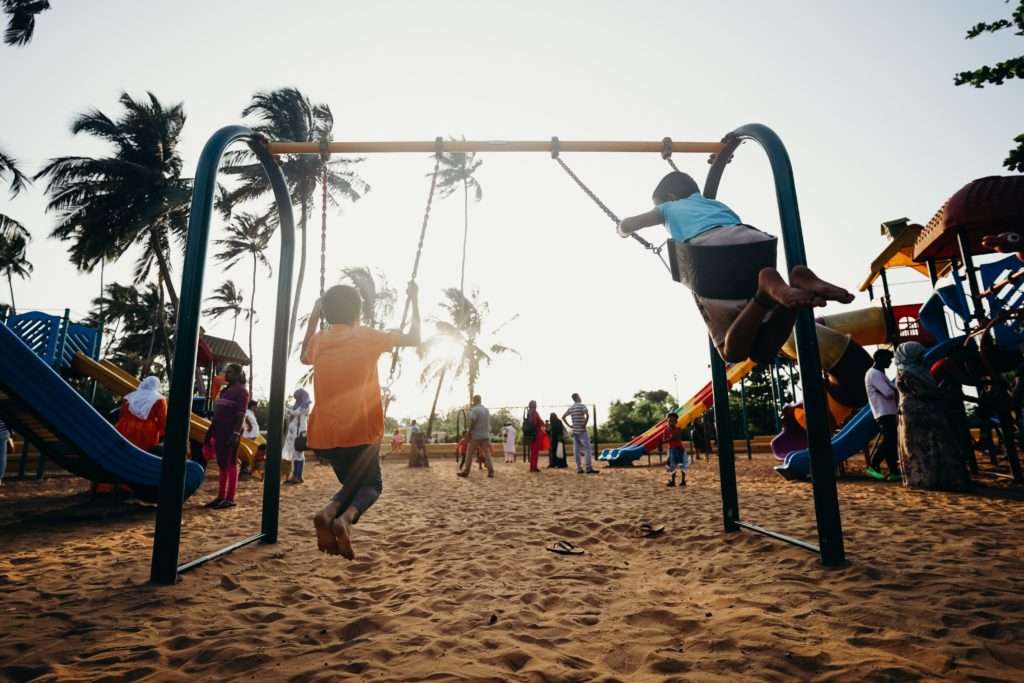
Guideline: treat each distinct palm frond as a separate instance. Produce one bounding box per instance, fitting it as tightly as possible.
[2,0,50,46]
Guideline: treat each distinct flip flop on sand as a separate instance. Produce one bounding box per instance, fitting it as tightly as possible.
[546,540,585,555]
[637,522,665,538]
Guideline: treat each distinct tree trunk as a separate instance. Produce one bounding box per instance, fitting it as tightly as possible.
[6,272,14,315]
[150,229,180,312]
[426,367,447,439]
[459,179,469,300]
[231,312,238,341]
[158,278,174,379]
[141,296,158,377]
[249,252,257,391]
[288,196,310,351]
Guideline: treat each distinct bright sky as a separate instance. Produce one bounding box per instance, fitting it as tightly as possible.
[1,1,1021,423]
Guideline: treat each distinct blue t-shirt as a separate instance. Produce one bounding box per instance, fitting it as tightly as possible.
[657,192,741,242]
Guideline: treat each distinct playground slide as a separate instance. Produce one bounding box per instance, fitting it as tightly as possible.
[0,324,205,502]
[774,404,878,480]
[774,338,960,481]
[599,359,756,466]
[71,354,259,462]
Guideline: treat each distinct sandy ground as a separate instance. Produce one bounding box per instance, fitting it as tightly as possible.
[1,453,1023,682]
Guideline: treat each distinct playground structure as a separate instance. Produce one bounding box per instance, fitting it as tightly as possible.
[0,311,207,501]
[142,124,847,585]
[0,308,265,495]
[771,179,1024,483]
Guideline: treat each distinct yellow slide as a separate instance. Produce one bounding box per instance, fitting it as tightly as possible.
[71,353,259,462]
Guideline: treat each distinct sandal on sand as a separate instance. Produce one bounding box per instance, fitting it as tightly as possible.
[637,522,665,538]
[546,540,585,555]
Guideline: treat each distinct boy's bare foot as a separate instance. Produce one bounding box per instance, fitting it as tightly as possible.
[757,268,823,308]
[331,515,355,560]
[789,265,854,304]
[314,512,340,555]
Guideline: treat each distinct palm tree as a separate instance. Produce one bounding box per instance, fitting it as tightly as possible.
[436,138,483,299]
[36,92,190,373]
[87,282,172,377]
[214,212,273,387]
[2,0,50,46]
[418,288,517,436]
[222,87,370,347]
[204,280,247,341]
[0,145,29,239]
[0,233,31,313]
[35,92,191,310]
[340,266,397,329]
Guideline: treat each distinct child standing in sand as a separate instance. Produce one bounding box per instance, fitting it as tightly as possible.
[303,282,420,560]
[618,171,853,363]
[663,412,688,487]
[455,430,470,470]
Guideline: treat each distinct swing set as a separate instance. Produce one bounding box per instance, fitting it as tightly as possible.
[150,123,845,585]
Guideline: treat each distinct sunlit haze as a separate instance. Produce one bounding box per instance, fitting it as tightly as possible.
[2,1,1021,422]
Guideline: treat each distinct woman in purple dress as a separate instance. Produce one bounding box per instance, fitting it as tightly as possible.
[205,363,250,509]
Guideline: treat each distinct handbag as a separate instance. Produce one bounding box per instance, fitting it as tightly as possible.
[294,433,308,452]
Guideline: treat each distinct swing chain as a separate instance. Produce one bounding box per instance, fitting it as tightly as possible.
[550,137,670,272]
[385,138,444,387]
[661,137,681,173]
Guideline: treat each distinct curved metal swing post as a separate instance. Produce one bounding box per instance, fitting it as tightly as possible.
[702,123,845,567]
[150,125,296,585]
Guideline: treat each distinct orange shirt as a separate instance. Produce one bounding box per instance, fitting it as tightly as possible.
[307,325,399,449]
[115,399,168,452]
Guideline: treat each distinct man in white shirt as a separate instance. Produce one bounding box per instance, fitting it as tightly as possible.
[864,349,900,481]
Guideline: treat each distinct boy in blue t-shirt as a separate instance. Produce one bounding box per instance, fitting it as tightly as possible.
[618,171,853,364]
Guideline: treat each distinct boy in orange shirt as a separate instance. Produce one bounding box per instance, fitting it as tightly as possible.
[303,282,420,559]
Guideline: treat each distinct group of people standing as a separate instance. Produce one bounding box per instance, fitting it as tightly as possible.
[513,393,599,474]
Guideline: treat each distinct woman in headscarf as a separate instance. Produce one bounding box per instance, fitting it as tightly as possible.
[116,376,167,452]
[548,412,568,468]
[205,364,250,508]
[895,342,972,491]
[283,388,312,484]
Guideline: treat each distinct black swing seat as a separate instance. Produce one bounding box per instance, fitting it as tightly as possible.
[667,234,778,300]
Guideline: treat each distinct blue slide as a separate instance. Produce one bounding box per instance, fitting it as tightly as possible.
[775,338,960,481]
[774,404,878,480]
[0,324,204,502]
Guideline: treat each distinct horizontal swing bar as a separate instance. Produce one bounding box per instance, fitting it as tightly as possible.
[177,533,265,575]
[265,139,725,155]
[735,521,821,555]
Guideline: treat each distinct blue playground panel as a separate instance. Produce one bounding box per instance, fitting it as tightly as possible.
[775,338,960,481]
[598,445,647,467]
[981,255,1024,348]
[0,323,204,502]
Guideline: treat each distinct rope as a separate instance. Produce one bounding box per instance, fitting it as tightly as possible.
[550,137,670,272]
[319,158,328,298]
[385,137,444,385]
